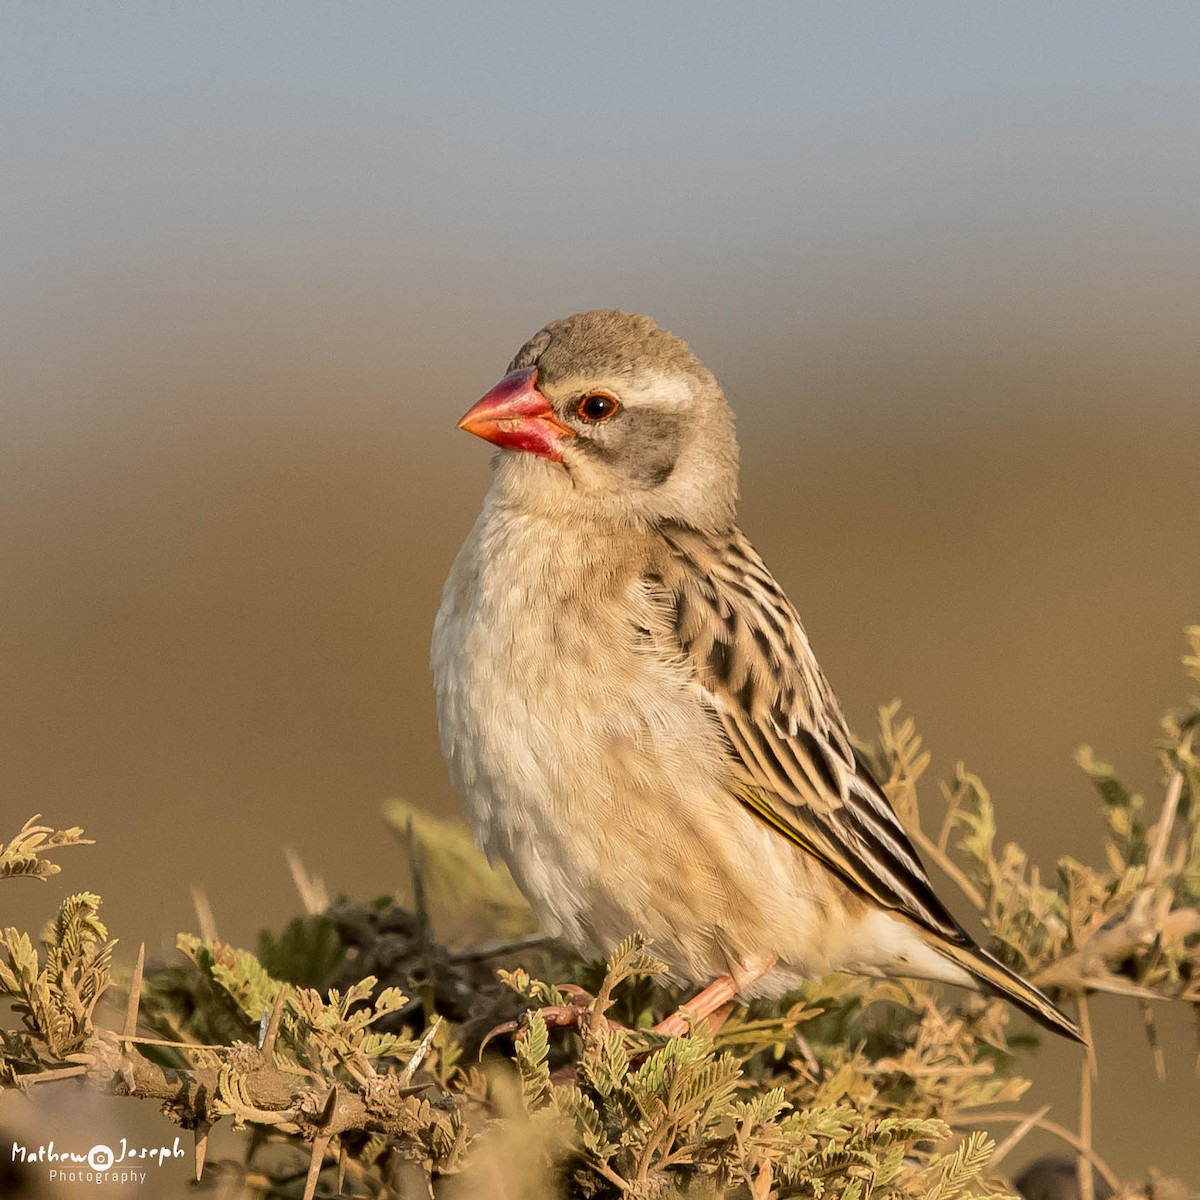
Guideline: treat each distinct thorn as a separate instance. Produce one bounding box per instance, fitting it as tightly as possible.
[302,1133,331,1200]
[479,1015,525,1058]
[122,943,145,1050]
[259,985,288,1058]
[792,1031,821,1079]
[400,1017,442,1086]
[319,1083,340,1128]
[405,818,433,949]
[19,1065,87,1087]
[988,1104,1051,1170]
[284,845,329,915]
[192,886,218,943]
[193,1121,210,1183]
[337,1142,348,1193]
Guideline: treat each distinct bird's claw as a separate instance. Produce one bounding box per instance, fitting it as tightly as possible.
[479,985,598,1056]
[478,1016,524,1056]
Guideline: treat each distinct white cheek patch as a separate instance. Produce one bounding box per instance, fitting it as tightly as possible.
[619,371,694,411]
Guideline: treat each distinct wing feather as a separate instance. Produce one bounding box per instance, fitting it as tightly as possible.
[654,524,961,941]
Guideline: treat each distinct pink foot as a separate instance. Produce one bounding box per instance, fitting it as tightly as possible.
[652,953,779,1037]
[480,984,618,1053]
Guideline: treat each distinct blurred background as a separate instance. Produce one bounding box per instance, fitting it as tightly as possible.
[2,1,1197,1191]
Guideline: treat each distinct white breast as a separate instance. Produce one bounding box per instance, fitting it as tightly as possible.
[431,497,731,952]
[433,498,695,816]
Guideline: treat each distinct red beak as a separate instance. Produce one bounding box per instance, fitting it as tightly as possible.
[457,367,574,462]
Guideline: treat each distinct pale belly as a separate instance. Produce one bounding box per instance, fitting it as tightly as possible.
[431,506,959,994]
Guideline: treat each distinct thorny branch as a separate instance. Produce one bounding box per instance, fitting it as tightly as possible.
[2,629,1199,1199]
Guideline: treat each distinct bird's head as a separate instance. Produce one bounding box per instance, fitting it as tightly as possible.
[458,310,739,533]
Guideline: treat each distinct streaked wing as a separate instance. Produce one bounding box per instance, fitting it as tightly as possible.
[651,524,962,943]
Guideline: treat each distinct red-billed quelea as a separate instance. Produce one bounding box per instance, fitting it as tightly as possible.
[432,309,1082,1042]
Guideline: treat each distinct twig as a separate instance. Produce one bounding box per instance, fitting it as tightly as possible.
[17,1065,88,1086]
[936,787,965,857]
[122,942,145,1051]
[449,932,556,962]
[102,1034,230,1050]
[1078,993,1097,1082]
[988,1104,1050,1171]
[591,1158,631,1192]
[81,1040,440,1140]
[912,826,986,910]
[1078,1016,1095,1200]
[1132,742,1189,926]
[861,1061,995,1079]
[959,1113,1121,1193]
[1032,907,1200,992]
[399,1017,442,1087]
[302,1132,332,1200]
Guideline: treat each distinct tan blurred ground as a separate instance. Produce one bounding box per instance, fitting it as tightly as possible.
[2,298,1197,1188]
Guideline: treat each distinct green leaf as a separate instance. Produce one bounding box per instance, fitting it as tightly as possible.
[514,1010,552,1108]
[257,913,343,989]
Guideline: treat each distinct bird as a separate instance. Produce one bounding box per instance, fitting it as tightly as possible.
[431,309,1083,1044]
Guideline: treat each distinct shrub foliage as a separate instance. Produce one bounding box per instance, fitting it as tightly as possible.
[2,629,1198,1199]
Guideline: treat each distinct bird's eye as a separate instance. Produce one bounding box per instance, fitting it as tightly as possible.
[576,392,621,423]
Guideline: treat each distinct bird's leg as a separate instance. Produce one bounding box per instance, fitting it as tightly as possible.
[699,1000,737,1036]
[530,983,597,1031]
[652,952,778,1038]
[479,984,616,1054]
[483,953,778,1053]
